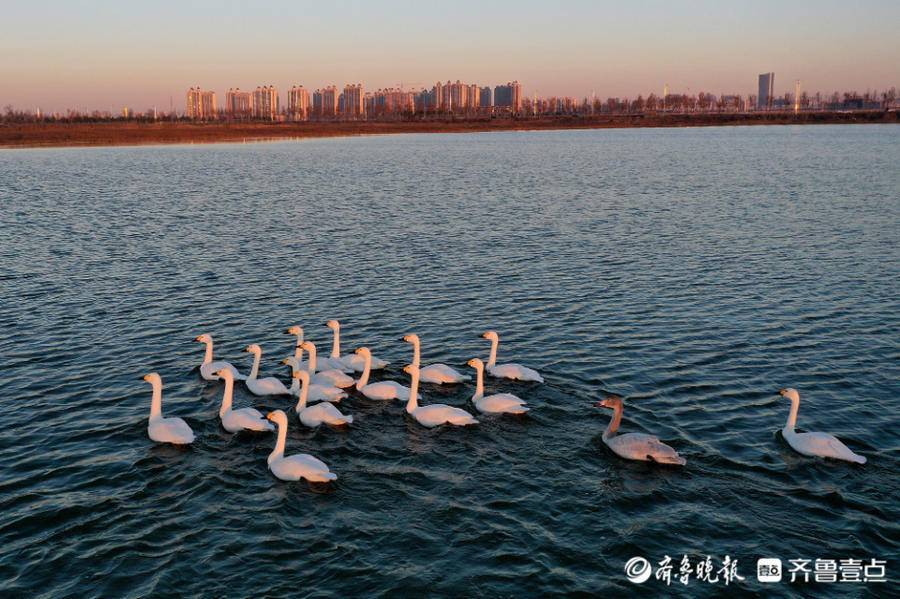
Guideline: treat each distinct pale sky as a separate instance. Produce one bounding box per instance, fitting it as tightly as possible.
[1,0,898,112]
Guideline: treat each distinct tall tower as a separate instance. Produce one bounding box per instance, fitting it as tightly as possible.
[794,80,801,113]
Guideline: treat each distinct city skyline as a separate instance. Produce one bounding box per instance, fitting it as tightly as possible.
[2,1,899,113]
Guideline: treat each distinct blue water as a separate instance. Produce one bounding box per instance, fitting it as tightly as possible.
[1,125,898,596]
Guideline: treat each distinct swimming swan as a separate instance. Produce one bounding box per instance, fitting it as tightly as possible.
[354,347,418,400]
[285,326,351,373]
[282,357,347,403]
[403,333,470,384]
[293,371,353,428]
[265,410,337,482]
[215,369,274,433]
[143,373,195,445]
[243,344,291,396]
[403,365,478,428]
[481,331,544,382]
[195,334,245,381]
[778,388,866,464]
[595,395,685,465]
[466,358,529,414]
[327,319,388,372]
[298,340,355,388]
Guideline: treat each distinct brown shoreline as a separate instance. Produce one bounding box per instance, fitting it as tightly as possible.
[1,111,896,149]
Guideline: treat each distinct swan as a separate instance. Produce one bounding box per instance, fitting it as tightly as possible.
[243,344,291,396]
[194,333,245,381]
[293,371,353,428]
[482,330,544,382]
[354,347,418,400]
[215,369,274,433]
[402,333,470,384]
[142,373,195,445]
[403,365,478,428]
[281,357,347,403]
[327,319,388,372]
[285,325,351,373]
[298,341,355,388]
[594,395,685,465]
[265,410,337,483]
[466,358,529,414]
[778,388,866,464]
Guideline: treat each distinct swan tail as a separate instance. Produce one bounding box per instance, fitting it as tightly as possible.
[652,454,686,466]
[849,453,866,464]
[314,471,338,482]
[342,415,354,425]
[509,406,529,414]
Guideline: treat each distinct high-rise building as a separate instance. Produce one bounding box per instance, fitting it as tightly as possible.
[288,85,310,120]
[758,73,774,110]
[342,84,364,118]
[313,85,338,118]
[493,81,522,112]
[186,87,216,119]
[225,88,253,118]
[480,86,492,108]
[252,86,279,120]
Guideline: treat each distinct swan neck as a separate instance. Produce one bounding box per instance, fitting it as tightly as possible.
[407,370,419,413]
[219,376,233,417]
[249,351,261,380]
[295,378,308,411]
[473,363,484,399]
[786,396,800,430]
[269,420,286,463]
[604,403,623,441]
[412,340,421,367]
[487,337,499,368]
[149,381,163,420]
[306,344,317,373]
[356,353,371,389]
[293,340,304,361]
[331,326,341,358]
[202,340,213,364]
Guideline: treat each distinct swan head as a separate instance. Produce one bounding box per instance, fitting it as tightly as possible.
[299,340,315,351]
[142,372,162,385]
[243,344,262,355]
[467,358,484,369]
[402,364,419,375]
[326,319,340,330]
[281,356,299,367]
[594,394,623,409]
[355,347,370,356]
[402,333,419,344]
[194,334,212,343]
[779,388,800,402]
[482,330,499,341]
[266,410,288,426]
[285,325,303,336]
[292,370,310,383]
[213,368,234,380]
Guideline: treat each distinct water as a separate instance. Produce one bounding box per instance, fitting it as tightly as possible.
[1,125,898,596]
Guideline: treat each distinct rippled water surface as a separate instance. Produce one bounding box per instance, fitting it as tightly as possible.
[1,125,899,596]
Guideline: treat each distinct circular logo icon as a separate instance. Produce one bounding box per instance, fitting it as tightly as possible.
[625,556,652,584]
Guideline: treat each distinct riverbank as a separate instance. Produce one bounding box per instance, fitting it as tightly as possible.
[1,110,895,148]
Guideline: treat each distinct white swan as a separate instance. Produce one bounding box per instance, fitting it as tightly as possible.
[595,395,685,465]
[298,340,355,388]
[327,319,388,372]
[265,410,337,483]
[143,373,195,445]
[354,347,418,400]
[194,333,245,381]
[466,358,529,414]
[778,388,866,464]
[243,344,291,396]
[282,357,348,403]
[403,333,470,384]
[403,365,479,428]
[215,369,274,433]
[293,371,353,428]
[482,330,544,382]
[285,325,351,373]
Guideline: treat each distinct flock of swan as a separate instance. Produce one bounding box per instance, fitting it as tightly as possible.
[143,320,867,483]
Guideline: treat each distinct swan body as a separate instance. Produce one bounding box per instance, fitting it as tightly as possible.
[403,333,470,384]
[403,365,478,428]
[265,410,337,482]
[143,373,195,445]
[285,326,352,373]
[354,347,418,400]
[467,358,529,414]
[282,357,347,403]
[779,388,866,464]
[482,330,544,382]
[328,320,388,372]
[293,371,353,428]
[595,395,685,465]
[216,369,274,433]
[243,344,291,396]
[195,334,245,381]
[297,341,354,388]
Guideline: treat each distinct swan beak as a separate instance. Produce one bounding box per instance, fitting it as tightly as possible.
[284,328,292,334]
[777,389,787,396]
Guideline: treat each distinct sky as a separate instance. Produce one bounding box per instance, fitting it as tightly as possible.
[1,0,898,112]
